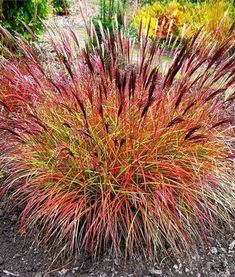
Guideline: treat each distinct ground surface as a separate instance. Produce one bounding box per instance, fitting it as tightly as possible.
[41,0,98,46]
[0,1,235,276]
[0,201,235,277]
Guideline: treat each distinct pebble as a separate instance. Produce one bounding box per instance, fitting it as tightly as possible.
[223,259,228,268]
[206,262,212,270]
[25,265,33,272]
[36,262,42,267]
[13,254,21,259]
[72,267,79,274]
[33,273,43,277]
[10,214,17,222]
[148,267,162,275]
[229,240,235,251]
[210,247,218,254]
[0,209,4,217]
[177,259,182,267]
[58,268,69,275]
[114,258,119,266]
[0,256,4,265]
[221,247,227,253]
[97,273,107,277]
[185,267,189,273]
[2,270,19,276]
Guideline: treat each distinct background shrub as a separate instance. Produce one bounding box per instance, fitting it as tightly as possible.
[133,0,235,43]
[52,0,70,15]
[0,0,50,40]
[91,0,127,45]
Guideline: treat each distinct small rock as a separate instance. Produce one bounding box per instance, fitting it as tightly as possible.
[148,267,162,275]
[72,267,79,274]
[33,273,43,277]
[173,264,178,271]
[0,201,6,209]
[222,260,228,268]
[2,270,19,276]
[185,267,189,273]
[35,262,42,268]
[13,254,21,259]
[229,240,235,251]
[11,214,18,222]
[25,265,33,272]
[97,273,107,277]
[0,256,4,265]
[221,247,227,253]
[177,259,182,269]
[210,247,218,254]
[0,209,4,217]
[206,262,212,270]
[58,268,69,275]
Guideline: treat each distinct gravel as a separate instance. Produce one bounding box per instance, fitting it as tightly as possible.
[40,0,98,47]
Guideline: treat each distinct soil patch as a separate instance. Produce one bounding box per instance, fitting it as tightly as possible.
[0,202,234,277]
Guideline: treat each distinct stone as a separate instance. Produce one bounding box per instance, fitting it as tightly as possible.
[26,265,33,272]
[72,267,79,274]
[206,262,212,271]
[210,247,218,254]
[33,273,43,277]
[0,209,4,217]
[229,240,235,251]
[0,256,4,265]
[13,254,20,259]
[97,273,107,277]
[10,214,17,222]
[148,267,163,275]
[2,270,19,276]
[58,268,69,275]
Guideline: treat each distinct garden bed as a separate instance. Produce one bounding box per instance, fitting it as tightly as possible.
[0,200,234,276]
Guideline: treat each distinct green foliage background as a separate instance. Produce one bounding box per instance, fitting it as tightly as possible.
[52,0,70,15]
[0,0,50,40]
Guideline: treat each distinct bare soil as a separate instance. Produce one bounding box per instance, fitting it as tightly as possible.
[0,200,234,277]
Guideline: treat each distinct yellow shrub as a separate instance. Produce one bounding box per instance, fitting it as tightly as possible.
[134,1,185,38]
[133,0,235,43]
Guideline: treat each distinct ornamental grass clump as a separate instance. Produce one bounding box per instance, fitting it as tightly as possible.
[0,23,234,261]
